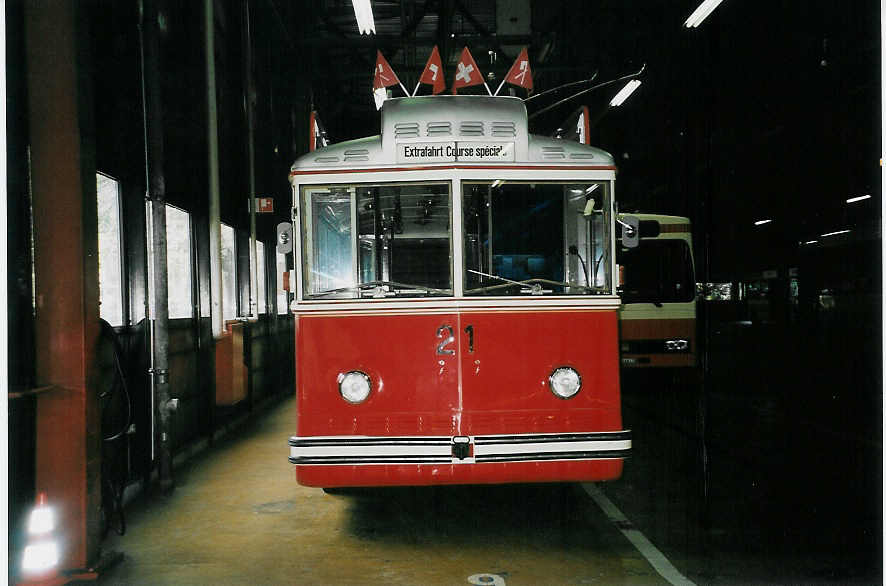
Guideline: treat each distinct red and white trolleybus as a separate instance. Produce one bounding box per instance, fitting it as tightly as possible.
[287,95,631,488]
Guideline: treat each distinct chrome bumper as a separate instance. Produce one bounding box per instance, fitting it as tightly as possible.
[289,431,632,465]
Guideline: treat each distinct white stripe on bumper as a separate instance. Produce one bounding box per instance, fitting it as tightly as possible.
[289,431,631,465]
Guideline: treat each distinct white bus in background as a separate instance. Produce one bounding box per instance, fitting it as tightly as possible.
[617,214,697,370]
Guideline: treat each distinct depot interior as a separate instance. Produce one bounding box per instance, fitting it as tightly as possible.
[6,1,882,584]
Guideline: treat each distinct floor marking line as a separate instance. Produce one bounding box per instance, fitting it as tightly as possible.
[583,483,696,586]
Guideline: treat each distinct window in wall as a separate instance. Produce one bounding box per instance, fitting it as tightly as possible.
[97,173,124,326]
[256,240,267,314]
[165,205,193,318]
[221,223,237,321]
[276,251,288,314]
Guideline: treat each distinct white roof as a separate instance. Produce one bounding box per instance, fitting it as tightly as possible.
[291,95,614,173]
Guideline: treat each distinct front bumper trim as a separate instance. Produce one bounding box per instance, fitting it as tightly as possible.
[289,431,632,465]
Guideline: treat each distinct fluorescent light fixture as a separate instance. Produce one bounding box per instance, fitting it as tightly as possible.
[28,506,55,535]
[846,194,871,203]
[820,229,851,237]
[609,80,642,107]
[754,219,772,226]
[352,0,375,35]
[684,0,726,28]
[491,180,503,188]
[585,184,600,194]
[22,541,60,573]
[804,240,819,245]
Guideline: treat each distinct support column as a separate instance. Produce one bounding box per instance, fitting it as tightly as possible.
[25,0,101,572]
[141,0,174,493]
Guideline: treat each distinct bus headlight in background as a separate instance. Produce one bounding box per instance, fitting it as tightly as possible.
[338,371,371,404]
[549,367,582,399]
[664,339,690,352]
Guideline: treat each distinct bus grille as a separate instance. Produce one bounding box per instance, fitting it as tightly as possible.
[542,146,566,159]
[426,121,452,137]
[394,122,420,139]
[491,121,516,137]
[460,121,484,136]
[344,148,370,162]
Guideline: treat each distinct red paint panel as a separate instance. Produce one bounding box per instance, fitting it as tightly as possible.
[619,317,695,340]
[296,313,460,437]
[294,309,625,486]
[296,460,623,487]
[460,310,623,435]
[620,317,697,368]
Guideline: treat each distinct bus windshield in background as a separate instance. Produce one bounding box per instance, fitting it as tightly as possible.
[463,181,611,296]
[617,240,694,304]
[301,182,452,298]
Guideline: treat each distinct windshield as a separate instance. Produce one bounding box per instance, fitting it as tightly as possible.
[301,182,452,298]
[617,239,695,304]
[463,181,612,296]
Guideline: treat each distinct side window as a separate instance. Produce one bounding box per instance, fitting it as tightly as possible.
[165,205,193,318]
[276,251,288,314]
[256,240,267,314]
[97,173,124,326]
[221,223,237,321]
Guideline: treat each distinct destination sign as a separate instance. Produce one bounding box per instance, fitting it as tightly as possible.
[397,141,515,164]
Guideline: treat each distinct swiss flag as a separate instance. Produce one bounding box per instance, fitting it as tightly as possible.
[503,47,533,90]
[373,50,401,90]
[451,47,483,94]
[418,46,446,95]
[256,197,274,213]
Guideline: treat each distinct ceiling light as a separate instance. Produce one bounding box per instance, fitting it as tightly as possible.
[754,219,772,226]
[609,80,642,107]
[684,0,726,28]
[352,0,375,35]
[821,229,851,237]
[846,194,871,203]
[804,240,819,245]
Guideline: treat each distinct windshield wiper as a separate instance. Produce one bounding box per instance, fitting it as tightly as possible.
[466,270,590,295]
[309,280,450,299]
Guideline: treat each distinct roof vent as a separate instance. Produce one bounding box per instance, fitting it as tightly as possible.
[344,148,370,162]
[394,122,420,139]
[460,121,484,136]
[569,152,595,160]
[315,156,340,164]
[542,146,566,160]
[491,121,516,137]
[426,121,452,137]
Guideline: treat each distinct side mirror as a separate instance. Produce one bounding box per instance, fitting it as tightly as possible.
[276,222,293,254]
[620,215,640,248]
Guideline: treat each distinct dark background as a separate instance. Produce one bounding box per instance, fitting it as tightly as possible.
[6,1,881,583]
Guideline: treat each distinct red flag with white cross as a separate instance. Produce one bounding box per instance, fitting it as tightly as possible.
[373,50,402,90]
[451,47,483,94]
[418,45,446,95]
[503,47,533,91]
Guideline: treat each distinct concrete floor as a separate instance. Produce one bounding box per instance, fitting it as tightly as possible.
[98,397,668,585]
[97,316,882,585]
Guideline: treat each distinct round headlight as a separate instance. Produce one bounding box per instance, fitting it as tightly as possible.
[549,367,582,399]
[338,371,371,404]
